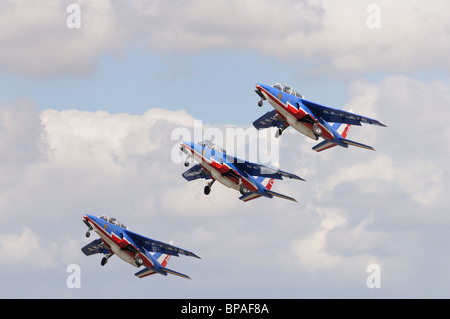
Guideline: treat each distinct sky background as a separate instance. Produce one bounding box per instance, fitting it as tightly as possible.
[1,0,449,299]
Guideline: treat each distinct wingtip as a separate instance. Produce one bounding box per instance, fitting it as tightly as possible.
[190,252,201,259]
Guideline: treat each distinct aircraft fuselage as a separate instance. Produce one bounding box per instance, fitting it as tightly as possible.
[84,215,153,269]
[256,84,334,141]
[181,142,258,194]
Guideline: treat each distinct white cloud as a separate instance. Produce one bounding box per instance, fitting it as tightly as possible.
[2,0,449,77]
[40,108,195,169]
[0,0,126,76]
[0,73,449,297]
[292,208,346,271]
[0,99,42,165]
[0,227,58,269]
[282,75,450,296]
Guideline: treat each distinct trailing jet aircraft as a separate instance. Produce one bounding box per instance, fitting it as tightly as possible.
[180,140,304,202]
[253,83,386,152]
[82,214,200,279]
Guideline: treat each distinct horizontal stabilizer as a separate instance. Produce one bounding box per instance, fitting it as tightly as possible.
[239,192,262,202]
[313,137,375,152]
[135,268,158,278]
[312,140,338,152]
[162,267,192,280]
[135,266,191,279]
[341,138,375,151]
[265,190,297,202]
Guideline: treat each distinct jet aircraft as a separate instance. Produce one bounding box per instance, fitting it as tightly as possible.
[180,140,305,202]
[253,83,386,152]
[82,214,200,279]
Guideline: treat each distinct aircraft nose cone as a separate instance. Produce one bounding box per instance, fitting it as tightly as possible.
[256,83,273,93]
[180,141,192,149]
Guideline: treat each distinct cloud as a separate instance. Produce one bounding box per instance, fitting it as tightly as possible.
[0,227,58,269]
[2,1,449,77]
[292,208,346,271]
[278,76,449,296]
[0,98,42,165]
[0,0,126,77]
[0,74,449,297]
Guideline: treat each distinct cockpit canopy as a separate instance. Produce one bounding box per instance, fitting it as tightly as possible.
[99,215,127,229]
[196,140,226,154]
[271,83,304,98]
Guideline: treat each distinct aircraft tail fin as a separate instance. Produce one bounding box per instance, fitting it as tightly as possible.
[158,242,174,267]
[256,177,274,190]
[335,122,351,138]
[334,109,353,139]
[313,109,375,152]
[264,178,275,190]
[239,177,275,202]
[313,122,351,152]
[152,242,173,267]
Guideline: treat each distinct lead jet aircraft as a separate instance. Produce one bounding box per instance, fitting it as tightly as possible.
[253,83,386,152]
[82,214,200,279]
[180,140,305,202]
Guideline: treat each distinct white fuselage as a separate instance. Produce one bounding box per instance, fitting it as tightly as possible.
[87,219,143,268]
[185,144,255,193]
[96,229,138,267]
[262,90,318,140]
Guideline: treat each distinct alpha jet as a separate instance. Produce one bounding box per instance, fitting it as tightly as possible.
[82,214,200,279]
[180,140,305,202]
[253,83,386,152]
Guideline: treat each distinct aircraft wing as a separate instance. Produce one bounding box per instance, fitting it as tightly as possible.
[253,110,287,130]
[123,229,201,259]
[182,164,210,181]
[301,99,387,127]
[235,161,305,181]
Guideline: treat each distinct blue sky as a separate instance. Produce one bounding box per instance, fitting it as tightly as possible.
[0,47,352,125]
[1,0,450,300]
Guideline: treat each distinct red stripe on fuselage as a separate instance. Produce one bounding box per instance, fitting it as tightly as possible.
[257,85,334,140]
[84,216,154,268]
[182,144,258,192]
